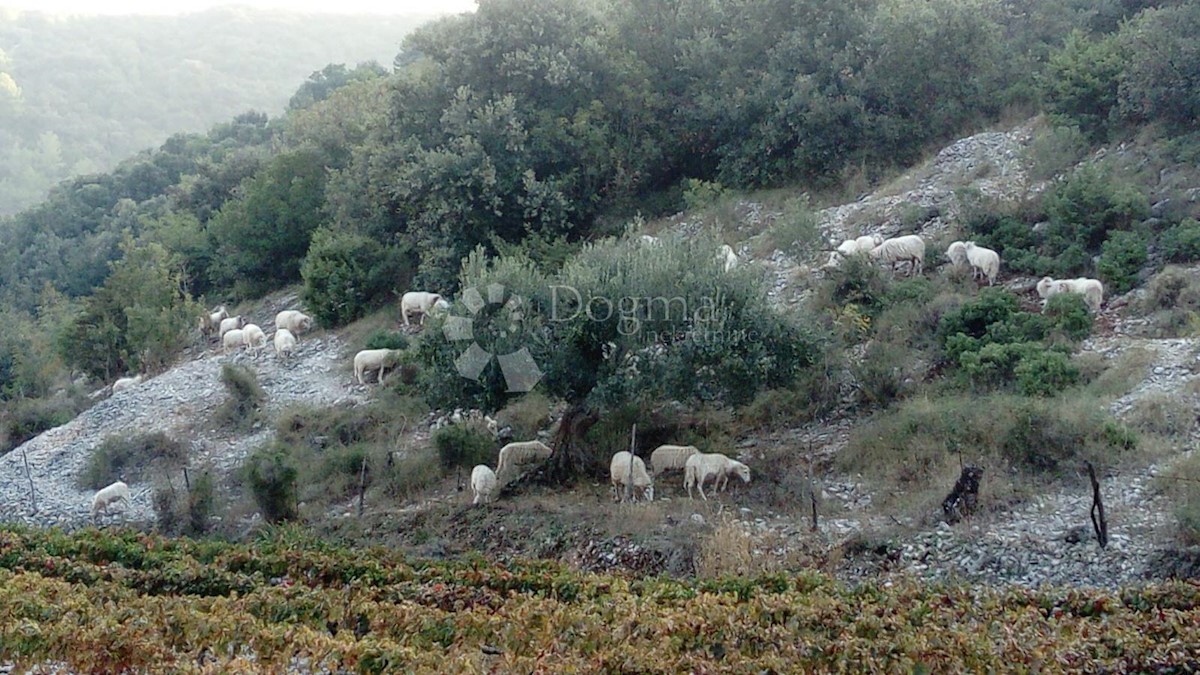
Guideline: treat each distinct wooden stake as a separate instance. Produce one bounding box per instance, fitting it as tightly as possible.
[22,446,36,515]
[357,455,369,518]
[624,424,637,503]
[807,438,818,532]
[1085,461,1108,549]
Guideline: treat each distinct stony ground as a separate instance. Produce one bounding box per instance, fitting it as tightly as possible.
[2,119,1196,593]
[0,293,365,530]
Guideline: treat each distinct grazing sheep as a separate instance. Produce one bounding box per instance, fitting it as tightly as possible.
[869,234,926,276]
[639,234,661,246]
[274,328,297,360]
[222,328,246,354]
[820,250,845,270]
[111,374,143,394]
[484,415,499,437]
[837,234,884,258]
[401,291,451,327]
[649,444,699,475]
[242,324,267,357]
[610,451,654,502]
[218,315,245,340]
[91,480,131,519]
[353,348,403,384]
[963,242,1001,286]
[683,452,751,500]
[718,244,738,272]
[274,310,314,335]
[1037,276,1104,312]
[945,241,969,267]
[471,465,499,505]
[199,305,228,338]
[496,440,553,482]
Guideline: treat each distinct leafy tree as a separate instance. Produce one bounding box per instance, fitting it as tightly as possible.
[301,227,411,328]
[207,149,329,296]
[1117,2,1200,125]
[1040,31,1125,139]
[56,240,195,380]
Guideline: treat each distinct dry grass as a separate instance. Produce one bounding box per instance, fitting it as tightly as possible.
[1126,393,1197,439]
[1080,346,1156,400]
[693,515,833,579]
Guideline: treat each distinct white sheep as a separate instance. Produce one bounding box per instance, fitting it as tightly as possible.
[1037,276,1104,313]
[111,374,144,394]
[683,452,751,500]
[718,244,738,272]
[91,480,131,519]
[649,444,699,475]
[471,465,499,505]
[639,234,661,246]
[274,310,314,335]
[495,440,553,482]
[222,328,245,354]
[400,291,451,327]
[820,250,845,270]
[869,234,926,276]
[242,324,267,357]
[274,328,297,360]
[199,305,228,338]
[945,241,969,267]
[837,234,884,258]
[353,348,402,384]
[963,242,1000,286]
[218,316,245,340]
[610,451,654,502]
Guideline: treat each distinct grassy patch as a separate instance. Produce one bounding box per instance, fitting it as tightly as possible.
[1157,452,1200,546]
[213,364,266,431]
[837,393,1139,514]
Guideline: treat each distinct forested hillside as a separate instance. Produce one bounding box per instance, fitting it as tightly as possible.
[0,7,437,214]
[2,0,1200,573]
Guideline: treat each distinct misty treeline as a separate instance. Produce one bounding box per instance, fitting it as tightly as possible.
[0,0,1196,451]
[0,7,430,216]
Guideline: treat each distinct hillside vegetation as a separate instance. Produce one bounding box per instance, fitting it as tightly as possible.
[1,0,1200,611]
[0,7,435,215]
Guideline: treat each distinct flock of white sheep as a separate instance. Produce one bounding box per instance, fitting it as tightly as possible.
[91,228,1105,523]
[469,440,752,507]
[823,232,1105,311]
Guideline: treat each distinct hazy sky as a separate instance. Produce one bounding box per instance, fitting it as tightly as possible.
[0,0,477,15]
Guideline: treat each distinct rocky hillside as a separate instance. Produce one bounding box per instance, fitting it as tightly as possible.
[0,293,362,529]
[2,119,1196,589]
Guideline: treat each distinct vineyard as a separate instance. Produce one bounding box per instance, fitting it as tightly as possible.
[0,527,1197,672]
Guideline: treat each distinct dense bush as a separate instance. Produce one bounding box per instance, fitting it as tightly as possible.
[1039,31,1124,140]
[301,228,411,328]
[364,331,410,351]
[1096,229,1149,294]
[432,424,496,475]
[242,444,298,523]
[153,470,215,536]
[78,432,188,490]
[0,393,89,456]
[1159,219,1200,263]
[1014,349,1081,397]
[213,364,266,431]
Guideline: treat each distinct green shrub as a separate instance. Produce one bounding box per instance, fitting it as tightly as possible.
[432,424,496,474]
[958,342,1044,391]
[1159,219,1200,263]
[817,255,892,317]
[937,289,1019,346]
[768,198,821,259]
[152,470,215,536]
[851,342,920,409]
[1096,229,1149,294]
[78,432,188,490]
[1043,166,1150,252]
[681,178,727,212]
[214,364,266,431]
[301,227,411,329]
[1014,349,1081,397]
[1040,31,1123,140]
[1042,293,1093,341]
[1137,267,1200,338]
[365,330,410,351]
[1,393,89,455]
[738,357,843,431]
[243,444,298,524]
[1025,124,1090,181]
